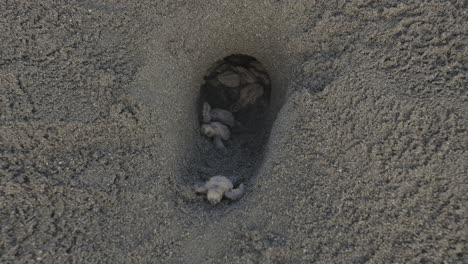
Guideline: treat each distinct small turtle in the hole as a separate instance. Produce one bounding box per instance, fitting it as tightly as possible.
[202,102,235,127]
[195,175,245,205]
[201,122,230,149]
[230,83,264,112]
[201,55,270,113]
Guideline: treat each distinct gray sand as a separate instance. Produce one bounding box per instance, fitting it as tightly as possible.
[1,0,467,263]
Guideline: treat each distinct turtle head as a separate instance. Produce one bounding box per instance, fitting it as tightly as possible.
[201,124,215,137]
[207,188,223,205]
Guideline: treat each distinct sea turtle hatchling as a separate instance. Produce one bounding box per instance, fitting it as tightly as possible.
[202,102,235,127]
[201,121,231,149]
[230,83,264,112]
[194,175,245,204]
[201,55,270,113]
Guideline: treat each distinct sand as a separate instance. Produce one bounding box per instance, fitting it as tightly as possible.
[1,0,467,263]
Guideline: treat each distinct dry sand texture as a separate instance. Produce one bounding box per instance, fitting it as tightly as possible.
[1,0,467,263]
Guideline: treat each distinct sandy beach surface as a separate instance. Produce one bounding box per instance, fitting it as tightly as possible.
[1,0,467,263]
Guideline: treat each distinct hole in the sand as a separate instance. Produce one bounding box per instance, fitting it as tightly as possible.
[188,54,272,205]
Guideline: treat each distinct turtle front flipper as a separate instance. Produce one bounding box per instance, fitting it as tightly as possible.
[213,136,225,149]
[225,183,245,201]
[194,183,208,193]
[202,102,212,123]
[210,108,235,127]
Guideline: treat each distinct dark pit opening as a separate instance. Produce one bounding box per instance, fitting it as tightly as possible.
[183,54,272,205]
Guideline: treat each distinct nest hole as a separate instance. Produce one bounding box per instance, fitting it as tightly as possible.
[178,54,274,206]
[183,54,272,190]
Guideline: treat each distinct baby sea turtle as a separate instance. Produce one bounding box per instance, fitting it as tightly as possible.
[194,175,245,205]
[231,83,264,112]
[201,122,230,149]
[202,102,235,127]
[200,55,271,113]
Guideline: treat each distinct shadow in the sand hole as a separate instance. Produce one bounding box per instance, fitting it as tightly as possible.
[184,54,272,206]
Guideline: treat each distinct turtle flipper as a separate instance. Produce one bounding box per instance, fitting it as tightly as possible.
[194,183,208,193]
[225,183,245,201]
[202,102,212,123]
[213,136,225,149]
[210,108,235,127]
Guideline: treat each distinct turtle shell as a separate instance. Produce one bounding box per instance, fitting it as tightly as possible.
[200,55,270,113]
